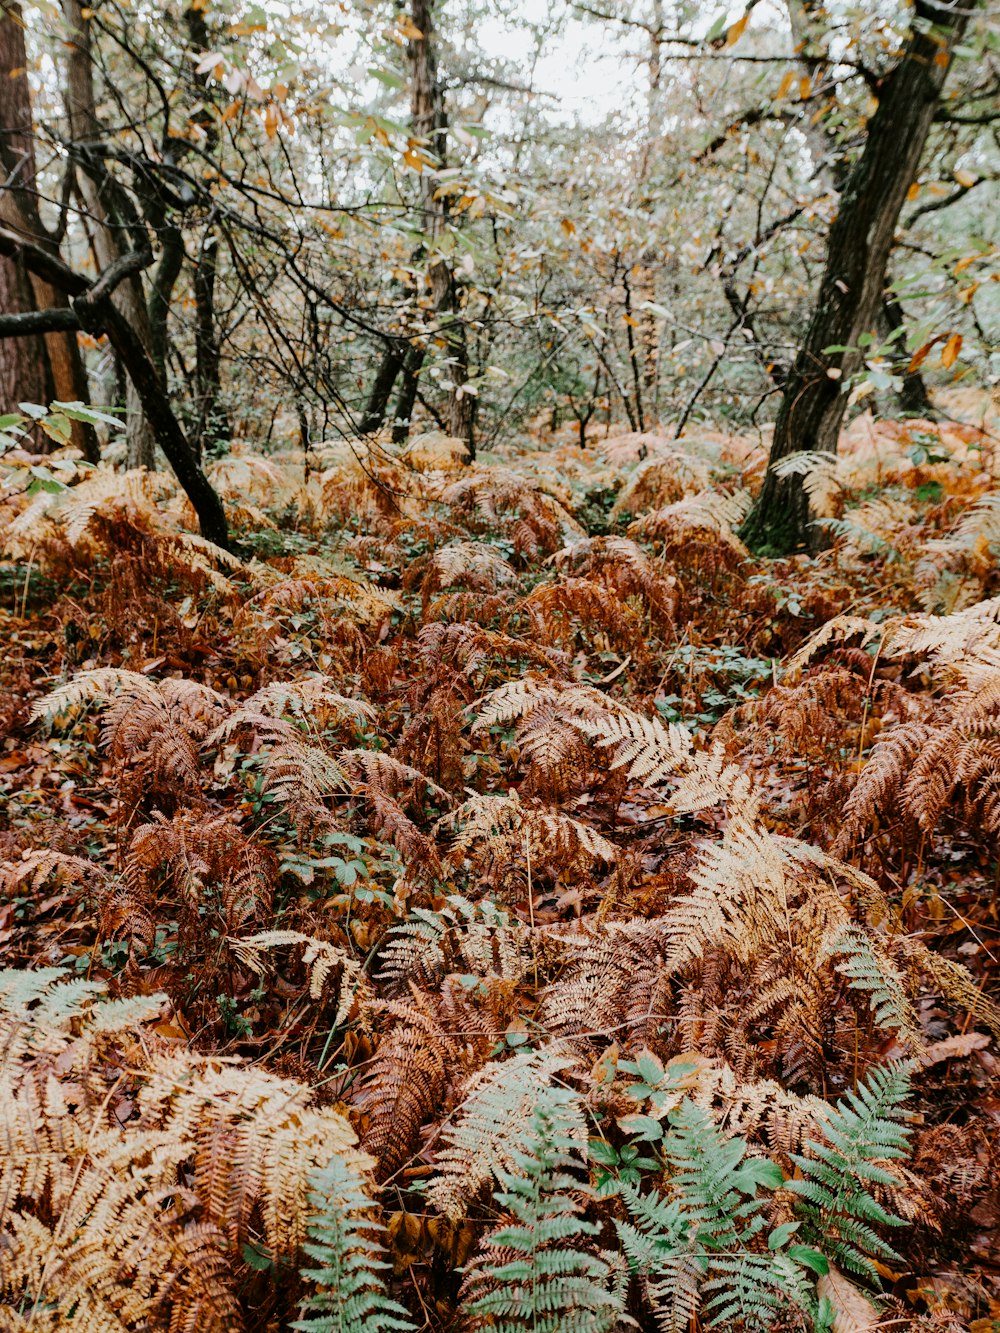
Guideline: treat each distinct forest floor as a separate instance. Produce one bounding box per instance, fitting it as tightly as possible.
[1,400,999,1330]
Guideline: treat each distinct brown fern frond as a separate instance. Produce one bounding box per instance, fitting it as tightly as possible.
[897,938,1000,1038]
[361,993,448,1180]
[609,452,713,516]
[423,540,517,596]
[550,535,680,630]
[342,748,453,808]
[0,849,103,899]
[626,488,751,556]
[417,621,569,682]
[228,930,372,1026]
[539,917,673,1050]
[207,677,374,750]
[122,813,275,951]
[524,575,646,656]
[0,968,369,1327]
[834,722,936,851]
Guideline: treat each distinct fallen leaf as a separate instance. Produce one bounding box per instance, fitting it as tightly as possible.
[920,1032,990,1066]
[817,1265,880,1332]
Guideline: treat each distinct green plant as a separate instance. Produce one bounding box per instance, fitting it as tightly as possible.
[615,1101,818,1332]
[787,1061,913,1280]
[295,1153,415,1333]
[460,1084,629,1333]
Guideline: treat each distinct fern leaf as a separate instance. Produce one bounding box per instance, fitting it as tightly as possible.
[426,1049,577,1220]
[460,1084,629,1333]
[294,1154,415,1333]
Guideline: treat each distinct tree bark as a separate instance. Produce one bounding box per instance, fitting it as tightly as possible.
[61,0,156,469]
[191,229,231,456]
[741,0,972,553]
[361,340,407,435]
[363,0,474,454]
[391,344,424,445]
[0,3,97,459]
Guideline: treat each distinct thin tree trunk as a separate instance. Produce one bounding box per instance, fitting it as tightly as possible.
[742,0,972,553]
[391,345,424,445]
[0,3,97,459]
[365,0,474,453]
[61,0,156,469]
[192,229,230,456]
[362,342,407,434]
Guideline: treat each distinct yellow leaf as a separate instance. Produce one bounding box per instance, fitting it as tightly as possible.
[798,75,811,99]
[958,282,979,304]
[395,16,424,39]
[941,332,962,369]
[954,168,977,188]
[726,13,749,45]
[561,217,576,236]
[954,253,979,274]
[906,182,920,201]
[775,71,795,100]
[906,335,944,372]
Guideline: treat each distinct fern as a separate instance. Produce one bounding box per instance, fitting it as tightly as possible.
[614,1102,815,1332]
[294,1154,415,1333]
[787,1061,913,1280]
[819,925,919,1040]
[426,1049,577,1221]
[460,1084,629,1333]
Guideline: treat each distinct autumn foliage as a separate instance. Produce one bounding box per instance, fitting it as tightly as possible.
[0,407,999,1330]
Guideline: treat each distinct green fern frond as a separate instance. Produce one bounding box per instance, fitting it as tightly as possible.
[788,1061,913,1280]
[294,1153,415,1333]
[461,1084,629,1333]
[704,1251,815,1329]
[426,1049,577,1221]
[615,1104,815,1332]
[819,925,919,1040]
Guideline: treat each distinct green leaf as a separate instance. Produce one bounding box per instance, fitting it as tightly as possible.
[369,66,405,89]
[617,1113,664,1142]
[39,413,72,445]
[51,400,125,430]
[705,12,728,42]
[788,1245,829,1275]
[588,1139,620,1167]
[733,1157,784,1192]
[768,1221,800,1249]
[242,1240,274,1271]
[635,1052,665,1085]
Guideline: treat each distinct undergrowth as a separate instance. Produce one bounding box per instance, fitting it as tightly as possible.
[0,413,998,1330]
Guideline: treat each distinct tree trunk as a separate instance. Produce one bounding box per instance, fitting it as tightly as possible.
[742,1,971,552]
[0,4,97,459]
[364,0,475,454]
[391,345,424,445]
[362,341,407,435]
[192,229,231,456]
[61,0,156,469]
[0,225,230,546]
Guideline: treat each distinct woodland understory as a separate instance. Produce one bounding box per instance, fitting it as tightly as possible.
[1,402,999,1331]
